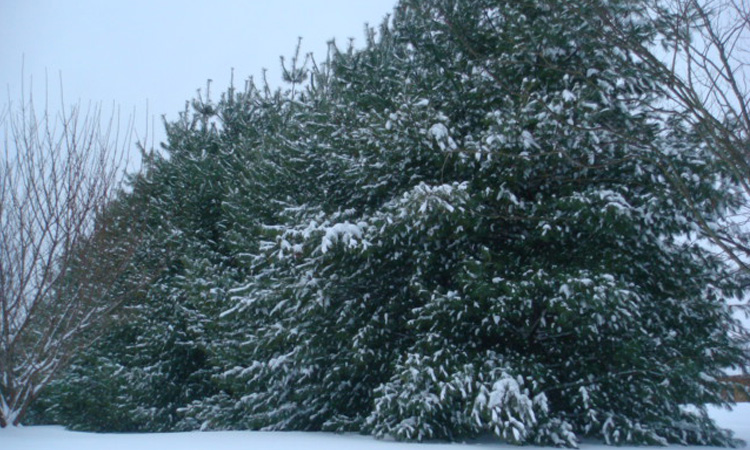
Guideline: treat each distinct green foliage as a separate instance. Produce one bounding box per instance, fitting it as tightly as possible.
[38,0,746,446]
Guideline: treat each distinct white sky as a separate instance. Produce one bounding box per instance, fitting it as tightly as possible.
[0,0,398,156]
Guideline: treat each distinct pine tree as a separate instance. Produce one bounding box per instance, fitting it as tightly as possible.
[213,0,744,445]
[34,89,242,431]
[37,0,745,445]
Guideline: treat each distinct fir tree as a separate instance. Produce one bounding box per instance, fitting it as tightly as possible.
[38,0,745,446]
[212,0,744,445]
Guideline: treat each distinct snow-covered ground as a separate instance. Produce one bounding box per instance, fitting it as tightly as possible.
[2,404,749,450]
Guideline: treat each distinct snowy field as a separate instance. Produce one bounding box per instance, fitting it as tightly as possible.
[2,404,749,450]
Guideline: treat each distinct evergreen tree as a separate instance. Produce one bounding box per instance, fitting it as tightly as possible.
[209,0,744,445]
[34,92,239,431]
[38,0,745,446]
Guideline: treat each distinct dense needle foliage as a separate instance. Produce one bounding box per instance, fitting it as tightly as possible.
[36,0,746,446]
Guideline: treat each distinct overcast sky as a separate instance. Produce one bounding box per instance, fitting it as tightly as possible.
[1,0,398,155]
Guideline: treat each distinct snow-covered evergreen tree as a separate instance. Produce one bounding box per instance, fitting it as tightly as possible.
[33,90,243,431]
[209,0,744,445]
[37,0,745,446]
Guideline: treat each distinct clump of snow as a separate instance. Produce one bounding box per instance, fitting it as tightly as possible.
[428,123,457,151]
[521,130,539,149]
[320,221,368,254]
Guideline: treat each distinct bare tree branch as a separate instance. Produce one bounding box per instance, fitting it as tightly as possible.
[592,0,750,370]
[0,76,144,427]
